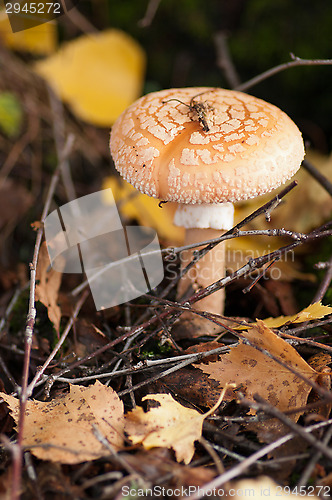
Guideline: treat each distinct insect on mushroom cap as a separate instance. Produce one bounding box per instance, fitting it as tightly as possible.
[110,87,305,204]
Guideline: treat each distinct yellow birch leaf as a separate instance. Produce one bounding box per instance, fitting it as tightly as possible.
[0,12,57,54]
[125,389,230,464]
[1,381,124,464]
[262,301,332,328]
[103,177,184,244]
[34,29,145,126]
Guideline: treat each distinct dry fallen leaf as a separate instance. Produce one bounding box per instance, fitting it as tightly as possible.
[262,301,332,328]
[125,388,231,464]
[1,381,124,464]
[35,242,63,333]
[34,29,145,126]
[200,321,318,419]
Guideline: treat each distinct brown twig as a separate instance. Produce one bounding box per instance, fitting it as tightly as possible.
[214,31,241,88]
[236,54,332,92]
[138,0,162,27]
[26,289,89,397]
[10,135,74,500]
[312,254,332,304]
[187,419,332,500]
[243,394,332,460]
[302,159,332,197]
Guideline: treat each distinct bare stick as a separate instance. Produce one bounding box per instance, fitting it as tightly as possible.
[10,135,74,500]
[27,290,89,396]
[302,159,332,197]
[138,0,161,27]
[296,424,332,487]
[187,419,332,500]
[236,54,332,92]
[312,254,332,304]
[214,31,241,88]
[249,394,332,460]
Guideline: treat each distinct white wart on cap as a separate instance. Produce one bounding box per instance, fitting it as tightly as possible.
[110,87,305,205]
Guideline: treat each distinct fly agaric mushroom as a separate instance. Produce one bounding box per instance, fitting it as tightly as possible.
[110,87,305,316]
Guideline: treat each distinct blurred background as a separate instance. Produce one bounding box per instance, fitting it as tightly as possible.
[0,0,331,317]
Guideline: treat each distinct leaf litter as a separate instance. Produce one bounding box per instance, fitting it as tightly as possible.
[1,381,124,464]
[1,35,332,499]
[200,321,319,417]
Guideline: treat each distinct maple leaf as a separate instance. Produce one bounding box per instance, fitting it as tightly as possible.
[200,321,319,419]
[125,387,232,464]
[1,381,124,464]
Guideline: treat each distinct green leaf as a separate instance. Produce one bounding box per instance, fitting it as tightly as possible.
[0,92,23,137]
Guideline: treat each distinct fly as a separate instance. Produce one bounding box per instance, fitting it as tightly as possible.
[162,91,213,132]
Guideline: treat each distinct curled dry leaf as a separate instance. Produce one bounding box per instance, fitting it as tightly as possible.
[35,241,63,333]
[200,321,319,420]
[1,381,124,464]
[125,389,230,464]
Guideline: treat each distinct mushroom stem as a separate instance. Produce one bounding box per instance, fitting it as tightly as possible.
[177,227,227,315]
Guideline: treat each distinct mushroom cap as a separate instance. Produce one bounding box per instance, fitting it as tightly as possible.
[110,87,305,204]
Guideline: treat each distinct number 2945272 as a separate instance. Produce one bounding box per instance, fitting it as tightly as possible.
[5,3,61,15]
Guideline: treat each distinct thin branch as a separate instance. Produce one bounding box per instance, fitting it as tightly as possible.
[247,394,332,460]
[302,159,332,197]
[10,135,74,500]
[236,55,332,92]
[214,31,241,88]
[26,290,89,396]
[187,419,332,500]
[138,0,161,27]
[312,254,332,304]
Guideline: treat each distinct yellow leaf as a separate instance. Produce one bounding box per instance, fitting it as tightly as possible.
[0,12,57,55]
[262,301,332,328]
[34,29,145,126]
[103,177,184,244]
[1,381,124,464]
[125,389,230,464]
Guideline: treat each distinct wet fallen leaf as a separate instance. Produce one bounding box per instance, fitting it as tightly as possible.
[1,381,124,464]
[34,29,145,126]
[35,242,63,334]
[125,389,231,464]
[200,321,318,419]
